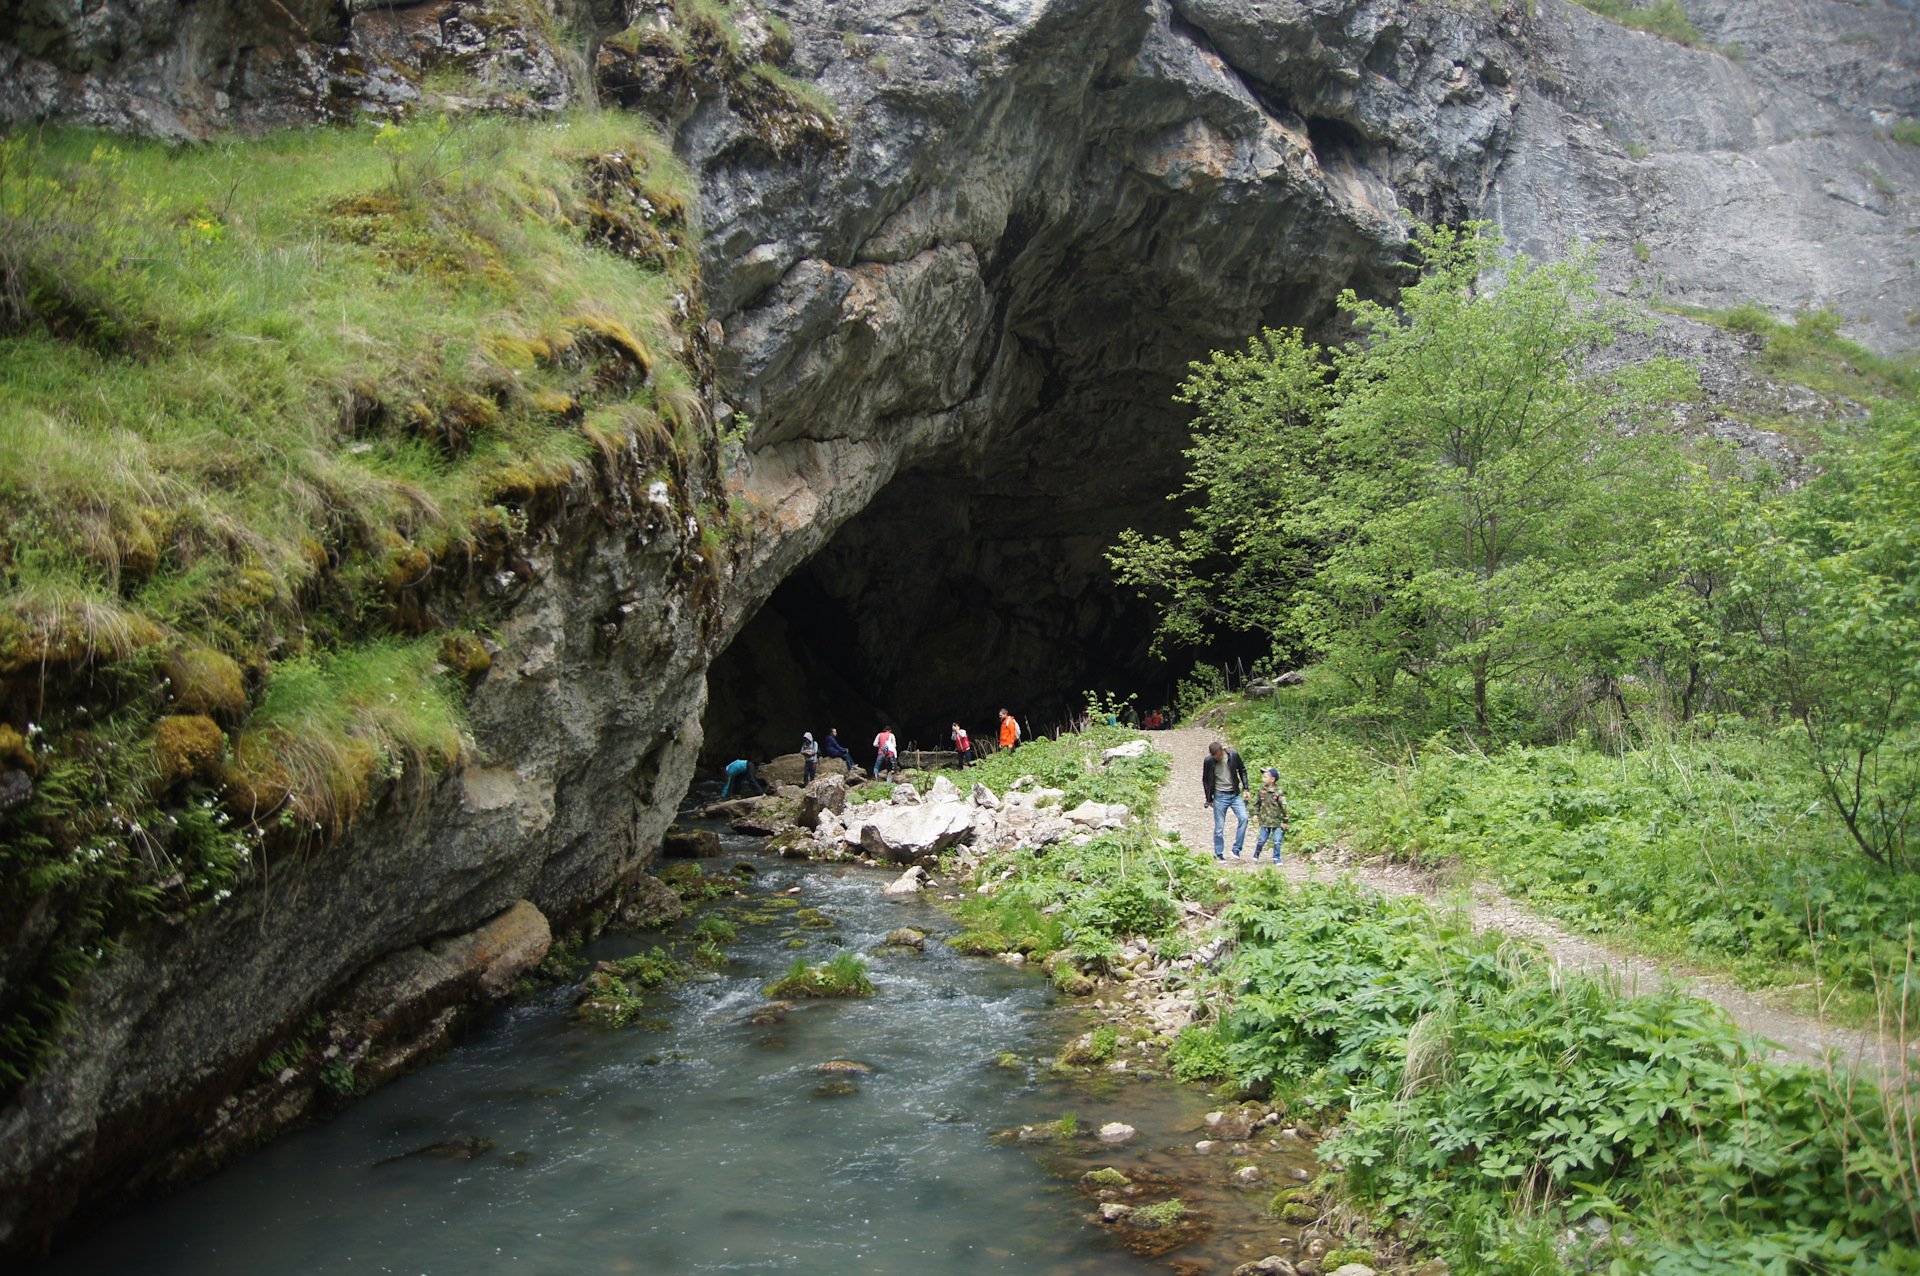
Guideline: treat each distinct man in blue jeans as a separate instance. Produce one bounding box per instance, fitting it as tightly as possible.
[1200,739,1250,860]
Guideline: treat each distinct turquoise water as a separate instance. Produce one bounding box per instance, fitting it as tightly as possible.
[47,837,1216,1275]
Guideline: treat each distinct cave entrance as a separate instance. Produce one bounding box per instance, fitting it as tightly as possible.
[698,457,1182,768]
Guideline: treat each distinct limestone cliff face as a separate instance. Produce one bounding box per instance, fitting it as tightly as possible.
[0,0,1915,1258]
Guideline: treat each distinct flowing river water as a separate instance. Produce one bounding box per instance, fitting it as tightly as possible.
[47,830,1317,1275]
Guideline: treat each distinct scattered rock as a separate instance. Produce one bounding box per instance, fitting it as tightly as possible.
[1100,740,1151,761]
[1082,1167,1133,1189]
[815,1059,874,1074]
[611,875,683,931]
[927,774,961,802]
[660,826,723,859]
[970,782,1000,809]
[1233,1259,1299,1276]
[1329,1265,1377,1276]
[1099,1202,1134,1223]
[1096,1122,1138,1144]
[1234,1165,1263,1186]
[794,774,848,828]
[882,866,928,895]
[1194,1140,1217,1154]
[882,927,926,949]
[1063,801,1129,828]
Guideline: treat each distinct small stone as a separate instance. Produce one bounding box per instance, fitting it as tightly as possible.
[883,927,926,949]
[1286,1166,1311,1182]
[1233,1260,1298,1276]
[1096,1121,1137,1144]
[1234,1165,1262,1185]
[1099,1202,1134,1223]
[883,865,928,895]
[1000,952,1026,966]
[815,1059,874,1074]
[1194,1139,1216,1154]
[1328,1265,1377,1276]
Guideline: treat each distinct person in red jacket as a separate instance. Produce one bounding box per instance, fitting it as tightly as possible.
[951,722,973,767]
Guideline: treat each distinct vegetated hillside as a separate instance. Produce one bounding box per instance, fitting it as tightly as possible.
[1120,219,1920,1007]
[1111,218,1920,1268]
[0,112,721,1090]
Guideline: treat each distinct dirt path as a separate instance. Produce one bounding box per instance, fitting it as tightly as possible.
[1150,725,1906,1077]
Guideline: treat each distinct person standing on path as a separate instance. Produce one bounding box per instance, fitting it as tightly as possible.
[1251,767,1289,863]
[873,725,899,780]
[1200,739,1249,860]
[800,732,819,783]
[951,722,972,767]
[998,707,1020,752]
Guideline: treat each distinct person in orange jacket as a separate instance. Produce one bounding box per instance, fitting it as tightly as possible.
[997,707,1021,751]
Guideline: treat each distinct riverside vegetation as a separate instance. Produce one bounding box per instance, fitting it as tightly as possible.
[927,723,1920,1271]
[0,112,728,1088]
[1105,223,1920,1270]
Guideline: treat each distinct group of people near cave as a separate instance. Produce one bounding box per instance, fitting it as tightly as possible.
[718,708,1024,797]
[723,718,1291,866]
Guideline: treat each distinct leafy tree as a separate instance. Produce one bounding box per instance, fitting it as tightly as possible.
[1113,222,1695,733]
[1726,403,1920,870]
[1107,326,1331,657]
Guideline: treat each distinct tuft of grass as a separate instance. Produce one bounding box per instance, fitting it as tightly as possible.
[1686,303,1919,403]
[1893,119,1920,148]
[1568,0,1706,47]
[764,951,874,999]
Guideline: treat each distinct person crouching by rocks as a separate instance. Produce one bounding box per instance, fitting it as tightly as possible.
[1251,767,1289,864]
[998,707,1021,752]
[821,727,854,776]
[873,725,899,780]
[951,721,972,767]
[1201,739,1249,861]
[801,731,819,783]
[721,757,764,799]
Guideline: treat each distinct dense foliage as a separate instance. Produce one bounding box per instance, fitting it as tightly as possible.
[1226,687,1920,1024]
[1210,878,1919,1274]
[1111,222,1920,872]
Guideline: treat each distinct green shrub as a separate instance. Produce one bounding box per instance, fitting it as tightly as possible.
[765,951,873,999]
[1892,118,1920,147]
[1570,0,1705,46]
[1169,1024,1231,1082]
[1216,877,1920,1271]
[1226,691,1920,1023]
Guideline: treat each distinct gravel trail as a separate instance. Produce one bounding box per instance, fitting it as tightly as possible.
[1150,725,1906,1077]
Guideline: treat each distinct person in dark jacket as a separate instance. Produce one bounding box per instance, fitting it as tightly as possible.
[820,727,854,774]
[1200,740,1250,860]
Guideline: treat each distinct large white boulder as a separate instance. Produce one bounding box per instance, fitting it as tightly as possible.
[853,801,978,862]
[1064,801,1129,829]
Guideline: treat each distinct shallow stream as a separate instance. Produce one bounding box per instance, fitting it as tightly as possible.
[49,832,1312,1274]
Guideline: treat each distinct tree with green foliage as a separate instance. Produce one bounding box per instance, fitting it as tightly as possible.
[1108,327,1331,657]
[1113,222,1696,733]
[1724,403,1920,871]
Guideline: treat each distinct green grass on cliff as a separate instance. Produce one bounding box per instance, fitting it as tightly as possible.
[0,111,711,1087]
[1568,0,1706,47]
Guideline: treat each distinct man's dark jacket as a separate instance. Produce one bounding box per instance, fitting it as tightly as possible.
[1200,748,1249,802]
